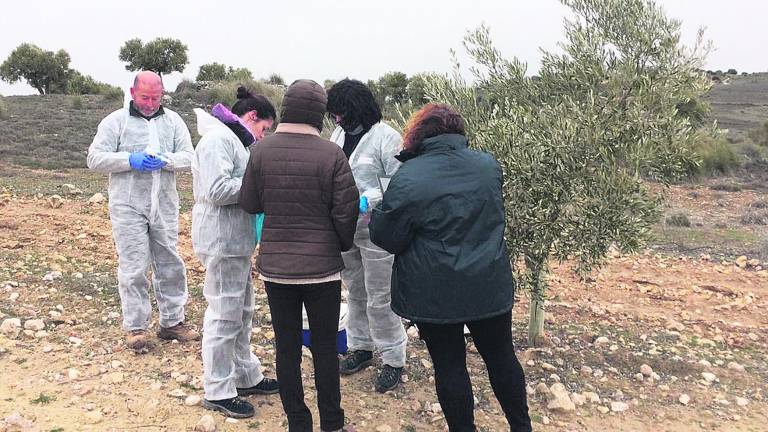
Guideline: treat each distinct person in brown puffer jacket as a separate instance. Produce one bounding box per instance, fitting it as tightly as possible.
[239,79,359,432]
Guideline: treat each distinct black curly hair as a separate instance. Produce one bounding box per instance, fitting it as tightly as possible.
[326,78,382,131]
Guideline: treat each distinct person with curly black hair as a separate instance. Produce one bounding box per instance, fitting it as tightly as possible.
[327,79,407,393]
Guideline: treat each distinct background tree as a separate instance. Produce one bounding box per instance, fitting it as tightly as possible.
[377,71,409,104]
[266,73,285,86]
[197,62,228,81]
[420,0,711,345]
[0,43,71,94]
[406,72,431,105]
[226,67,253,82]
[118,37,188,76]
[323,79,336,89]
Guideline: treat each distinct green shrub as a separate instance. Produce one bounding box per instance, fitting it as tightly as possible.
[747,122,768,147]
[0,96,8,120]
[740,210,768,226]
[103,86,124,103]
[709,182,742,192]
[71,95,83,110]
[689,133,740,176]
[203,79,283,114]
[666,212,692,227]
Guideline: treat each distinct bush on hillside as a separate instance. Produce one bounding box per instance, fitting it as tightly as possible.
[0,96,8,120]
[689,133,740,177]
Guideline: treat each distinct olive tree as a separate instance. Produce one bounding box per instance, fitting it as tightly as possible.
[119,38,188,77]
[421,0,711,345]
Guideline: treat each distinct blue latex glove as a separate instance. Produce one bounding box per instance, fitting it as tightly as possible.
[359,196,369,214]
[253,213,265,244]
[129,152,147,171]
[142,154,166,171]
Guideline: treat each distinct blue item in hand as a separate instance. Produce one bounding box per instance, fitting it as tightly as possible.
[129,152,147,171]
[142,154,166,171]
[359,196,369,214]
[253,213,265,244]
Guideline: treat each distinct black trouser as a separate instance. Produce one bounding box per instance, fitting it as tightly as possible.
[415,311,532,432]
[265,281,344,432]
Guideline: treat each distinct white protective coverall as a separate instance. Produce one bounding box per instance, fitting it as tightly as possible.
[87,106,192,331]
[330,122,407,367]
[191,108,264,400]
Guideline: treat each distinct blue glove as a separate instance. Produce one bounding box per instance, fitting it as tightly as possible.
[129,152,147,171]
[359,196,369,214]
[142,154,166,171]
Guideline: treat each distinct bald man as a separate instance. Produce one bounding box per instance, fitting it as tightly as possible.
[88,71,198,352]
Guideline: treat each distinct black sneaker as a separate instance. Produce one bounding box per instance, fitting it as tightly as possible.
[237,377,279,396]
[375,365,403,393]
[339,350,373,375]
[202,396,255,418]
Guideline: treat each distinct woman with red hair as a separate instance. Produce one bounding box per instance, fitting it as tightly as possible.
[369,104,532,432]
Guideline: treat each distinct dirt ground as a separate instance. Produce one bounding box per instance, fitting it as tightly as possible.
[1,168,767,432]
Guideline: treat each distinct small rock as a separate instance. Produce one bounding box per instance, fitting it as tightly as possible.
[376,426,393,432]
[634,373,645,382]
[87,193,106,204]
[679,394,691,405]
[610,401,629,413]
[194,414,216,432]
[701,372,718,383]
[640,364,653,377]
[727,362,745,372]
[535,382,551,397]
[430,402,442,413]
[185,395,202,406]
[736,397,749,407]
[594,336,610,345]
[546,383,576,412]
[571,393,586,406]
[8,292,19,302]
[168,389,187,398]
[583,392,600,404]
[108,372,124,384]
[580,365,593,376]
[69,336,83,346]
[1,318,22,336]
[47,195,64,208]
[224,418,239,424]
[68,368,80,380]
[2,412,36,429]
[24,319,45,331]
[698,359,712,367]
[150,381,163,391]
[85,410,103,424]
[420,359,433,369]
[597,406,610,414]
[541,362,557,371]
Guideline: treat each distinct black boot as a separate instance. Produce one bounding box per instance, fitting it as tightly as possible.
[339,350,373,375]
[202,396,255,418]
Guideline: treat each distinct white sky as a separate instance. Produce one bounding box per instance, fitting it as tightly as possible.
[1,0,766,96]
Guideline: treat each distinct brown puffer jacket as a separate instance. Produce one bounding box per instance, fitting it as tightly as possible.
[239,80,359,280]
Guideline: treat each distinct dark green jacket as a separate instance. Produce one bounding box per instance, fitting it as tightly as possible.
[369,133,514,324]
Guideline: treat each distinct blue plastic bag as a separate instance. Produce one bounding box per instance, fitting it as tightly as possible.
[253,213,265,244]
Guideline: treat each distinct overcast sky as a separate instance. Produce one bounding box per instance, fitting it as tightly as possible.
[1,0,766,96]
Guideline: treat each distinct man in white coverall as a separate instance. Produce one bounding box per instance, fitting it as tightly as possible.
[327,78,407,393]
[87,71,199,352]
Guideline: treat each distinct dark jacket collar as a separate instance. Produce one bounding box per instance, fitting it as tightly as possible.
[395,133,468,162]
[129,101,165,120]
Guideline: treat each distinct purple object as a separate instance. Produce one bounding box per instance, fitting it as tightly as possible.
[211,103,255,143]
